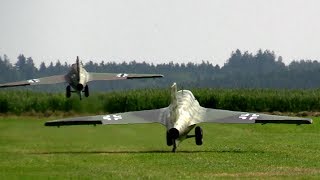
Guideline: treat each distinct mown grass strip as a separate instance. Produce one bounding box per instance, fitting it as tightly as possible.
[0,116,319,178]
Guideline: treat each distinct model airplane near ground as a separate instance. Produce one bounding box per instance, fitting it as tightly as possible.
[0,56,163,99]
[45,83,312,152]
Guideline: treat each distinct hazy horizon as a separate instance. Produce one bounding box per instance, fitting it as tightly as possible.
[1,0,320,67]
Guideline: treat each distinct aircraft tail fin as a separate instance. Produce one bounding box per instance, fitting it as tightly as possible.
[170,83,178,123]
[76,56,80,81]
[171,82,177,106]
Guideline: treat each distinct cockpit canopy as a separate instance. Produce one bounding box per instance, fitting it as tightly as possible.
[176,90,195,100]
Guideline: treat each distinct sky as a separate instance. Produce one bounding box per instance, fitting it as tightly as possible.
[0,0,320,67]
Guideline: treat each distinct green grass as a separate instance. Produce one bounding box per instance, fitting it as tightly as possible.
[0,116,320,179]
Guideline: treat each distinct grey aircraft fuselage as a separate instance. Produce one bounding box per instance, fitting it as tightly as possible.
[162,84,206,150]
[45,83,312,152]
[0,56,164,100]
[66,57,90,96]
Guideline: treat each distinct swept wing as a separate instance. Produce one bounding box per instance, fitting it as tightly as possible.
[88,73,163,81]
[45,108,168,127]
[200,108,312,124]
[0,75,67,88]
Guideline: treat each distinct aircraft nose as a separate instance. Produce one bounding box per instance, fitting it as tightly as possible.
[76,83,84,91]
[168,128,179,140]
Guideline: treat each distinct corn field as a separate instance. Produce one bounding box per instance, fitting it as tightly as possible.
[0,88,320,115]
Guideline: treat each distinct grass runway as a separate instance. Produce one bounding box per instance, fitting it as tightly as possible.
[0,116,320,179]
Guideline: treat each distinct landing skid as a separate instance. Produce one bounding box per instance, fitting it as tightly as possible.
[167,131,177,152]
[172,141,177,152]
[66,85,89,100]
[66,85,71,98]
[168,126,203,152]
[79,92,82,100]
[83,85,89,97]
[186,135,195,139]
[195,126,203,145]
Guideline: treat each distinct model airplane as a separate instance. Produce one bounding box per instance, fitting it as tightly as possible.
[0,56,163,99]
[45,83,312,152]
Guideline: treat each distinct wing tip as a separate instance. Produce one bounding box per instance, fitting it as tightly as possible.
[45,120,103,126]
[0,83,31,88]
[255,119,313,124]
[126,74,164,79]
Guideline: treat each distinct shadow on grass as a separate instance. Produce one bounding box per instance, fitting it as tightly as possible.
[26,149,265,154]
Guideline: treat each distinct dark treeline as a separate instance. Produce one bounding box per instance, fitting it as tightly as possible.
[1,49,320,92]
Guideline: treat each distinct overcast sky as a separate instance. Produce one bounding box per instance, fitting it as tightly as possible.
[0,0,320,66]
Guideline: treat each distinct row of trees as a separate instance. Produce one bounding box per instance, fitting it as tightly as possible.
[1,50,320,91]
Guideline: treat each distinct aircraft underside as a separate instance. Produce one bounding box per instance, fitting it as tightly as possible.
[166,126,203,152]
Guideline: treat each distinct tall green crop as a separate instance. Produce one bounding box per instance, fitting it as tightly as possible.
[0,88,320,116]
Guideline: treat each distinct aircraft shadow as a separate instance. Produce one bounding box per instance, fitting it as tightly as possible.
[28,149,264,155]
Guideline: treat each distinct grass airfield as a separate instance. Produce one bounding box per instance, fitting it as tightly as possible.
[0,116,320,179]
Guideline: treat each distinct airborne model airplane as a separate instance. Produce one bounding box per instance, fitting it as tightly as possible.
[0,56,163,99]
[45,83,312,152]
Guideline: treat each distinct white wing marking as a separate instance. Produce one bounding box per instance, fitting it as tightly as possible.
[102,115,122,121]
[239,113,250,120]
[116,73,128,77]
[27,79,40,83]
[249,114,259,120]
[239,113,259,120]
[113,115,122,120]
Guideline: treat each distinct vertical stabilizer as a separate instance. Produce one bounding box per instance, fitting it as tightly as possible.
[76,56,80,70]
[76,56,80,81]
[171,82,177,106]
[170,83,178,124]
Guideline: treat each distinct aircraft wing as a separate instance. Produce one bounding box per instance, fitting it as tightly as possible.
[45,108,168,127]
[88,72,163,81]
[0,75,67,88]
[200,108,312,124]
